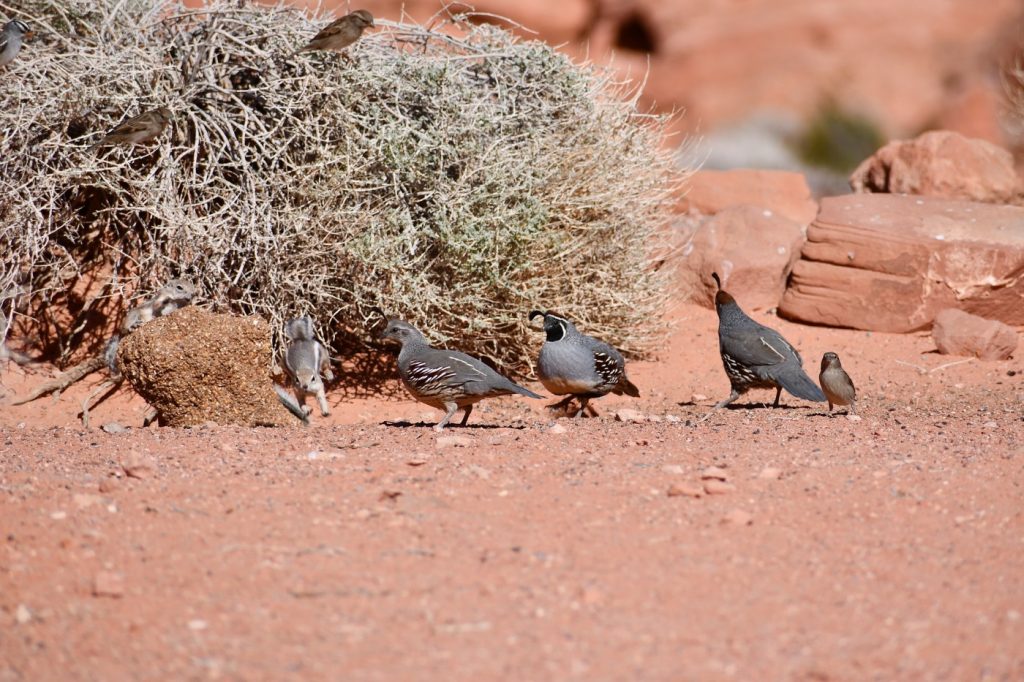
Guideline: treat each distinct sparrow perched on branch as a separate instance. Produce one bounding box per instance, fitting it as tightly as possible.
[88,107,172,151]
[296,10,374,54]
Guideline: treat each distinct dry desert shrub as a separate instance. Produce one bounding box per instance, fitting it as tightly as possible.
[0,0,684,380]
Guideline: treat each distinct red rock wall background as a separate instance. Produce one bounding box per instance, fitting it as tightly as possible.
[288,0,1023,145]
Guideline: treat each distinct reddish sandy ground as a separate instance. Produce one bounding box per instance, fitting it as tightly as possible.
[2,303,1022,680]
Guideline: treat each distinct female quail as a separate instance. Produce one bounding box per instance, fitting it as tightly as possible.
[381,319,542,431]
[711,272,825,408]
[819,352,856,415]
[529,310,639,418]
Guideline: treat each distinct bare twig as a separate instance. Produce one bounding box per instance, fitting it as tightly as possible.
[9,355,106,405]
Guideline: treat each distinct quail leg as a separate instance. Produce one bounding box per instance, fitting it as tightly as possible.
[459,404,473,427]
[547,395,576,414]
[772,386,782,408]
[827,401,834,415]
[435,401,460,431]
[714,388,741,409]
[574,397,591,418]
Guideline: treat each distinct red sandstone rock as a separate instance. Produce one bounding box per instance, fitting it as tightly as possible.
[932,309,1018,361]
[849,131,1021,204]
[779,194,1024,332]
[677,205,806,310]
[677,170,818,226]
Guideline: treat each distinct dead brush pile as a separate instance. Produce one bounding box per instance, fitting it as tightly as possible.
[0,0,684,378]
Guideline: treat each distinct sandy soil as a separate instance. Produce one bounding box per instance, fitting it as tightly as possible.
[2,303,1022,680]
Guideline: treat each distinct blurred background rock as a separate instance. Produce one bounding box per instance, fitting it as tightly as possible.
[271,0,1021,194]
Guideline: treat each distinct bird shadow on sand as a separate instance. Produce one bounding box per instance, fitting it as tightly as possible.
[381,420,527,431]
[681,401,807,411]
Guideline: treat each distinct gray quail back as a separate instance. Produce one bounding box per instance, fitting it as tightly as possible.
[711,273,826,408]
[819,351,856,415]
[529,310,639,418]
[381,319,542,431]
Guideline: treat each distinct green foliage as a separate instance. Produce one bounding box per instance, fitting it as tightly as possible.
[796,101,886,173]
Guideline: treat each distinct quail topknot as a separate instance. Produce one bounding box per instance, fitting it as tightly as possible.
[819,351,856,415]
[89,107,172,151]
[381,319,542,431]
[529,310,639,417]
[0,19,30,67]
[710,272,826,408]
[297,9,374,54]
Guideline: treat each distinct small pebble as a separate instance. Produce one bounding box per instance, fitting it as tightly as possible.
[703,480,736,495]
[667,482,704,498]
[548,423,568,435]
[701,466,729,481]
[92,571,125,598]
[614,409,645,423]
[188,619,208,631]
[15,604,31,625]
[722,509,754,526]
[121,452,156,480]
[101,422,129,434]
[757,467,781,480]
[661,464,685,475]
[73,493,101,509]
[435,435,473,449]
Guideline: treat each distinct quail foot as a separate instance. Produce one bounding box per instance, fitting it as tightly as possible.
[710,272,826,408]
[819,351,856,415]
[296,9,374,54]
[529,310,639,418]
[381,319,542,431]
[89,107,172,151]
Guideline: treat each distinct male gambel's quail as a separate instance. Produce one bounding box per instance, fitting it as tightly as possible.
[819,351,856,415]
[0,19,30,67]
[381,319,542,431]
[529,310,639,418]
[711,272,825,408]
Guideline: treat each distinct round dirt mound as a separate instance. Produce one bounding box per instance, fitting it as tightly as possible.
[117,307,292,427]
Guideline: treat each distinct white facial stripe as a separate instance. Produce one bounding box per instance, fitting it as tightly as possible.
[448,355,486,377]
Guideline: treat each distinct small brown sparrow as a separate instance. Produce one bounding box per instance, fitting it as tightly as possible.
[89,107,172,151]
[819,352,856,415]
[296,10,374,54]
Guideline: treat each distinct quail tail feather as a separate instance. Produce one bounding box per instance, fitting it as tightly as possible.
[509,383,543,400]
[617,378,640,398]
[773,366,827,402]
